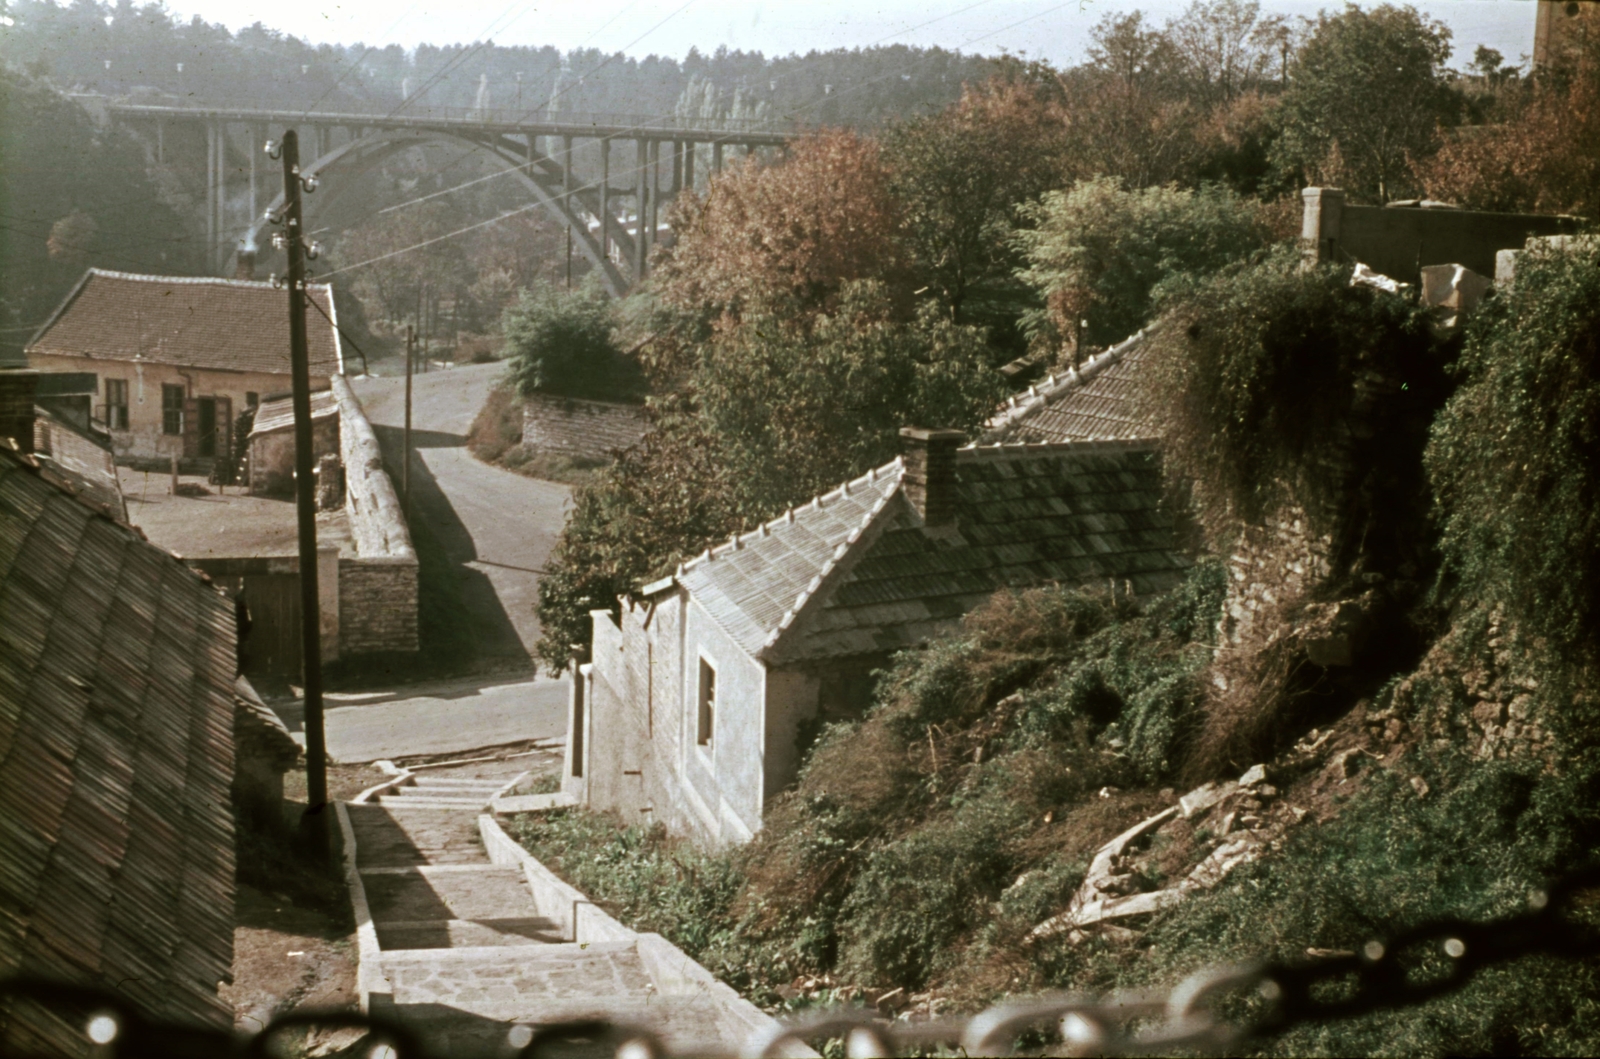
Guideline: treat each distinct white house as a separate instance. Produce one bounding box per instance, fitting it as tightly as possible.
[566,428,1190,845]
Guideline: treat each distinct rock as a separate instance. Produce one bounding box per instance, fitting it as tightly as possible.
[1410,775,1430,798]
[1255,784,1279,800]
[1290,807,1308,823]
[1238,814,1262,830]
[1180,781,1236,819]
[1237,764,1268,788]
[1217,811,1237,837]
[1472,700,1506,727]
[1508,694,1533,721]
[1330,747,1363,778]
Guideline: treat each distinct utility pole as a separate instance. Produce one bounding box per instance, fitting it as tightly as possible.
[404,324,414,514]
[269,128,329,855]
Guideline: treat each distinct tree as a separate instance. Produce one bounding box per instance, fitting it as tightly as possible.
[1419,19,1600,217]
[651,130,908,330]
[1270,3,1460,202]
[1015,177,1280,354]
[1167,0,1285,106]
[502,279,643,402]
[880,72,1067,327]
[696,281,1009,514]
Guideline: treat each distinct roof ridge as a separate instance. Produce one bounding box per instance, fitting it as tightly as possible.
[84,267,334,293]
[980,328,1147,439]
[677,455,905,576]
[958,437,1162,460]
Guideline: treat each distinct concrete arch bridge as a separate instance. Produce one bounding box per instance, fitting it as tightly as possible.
[95,101,795,296]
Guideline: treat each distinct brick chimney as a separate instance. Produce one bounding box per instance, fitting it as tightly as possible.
[899,427,965,526]
[0,370,40,454]
[235,249,256,281]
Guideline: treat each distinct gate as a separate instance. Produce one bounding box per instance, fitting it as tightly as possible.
[240,573,301,679]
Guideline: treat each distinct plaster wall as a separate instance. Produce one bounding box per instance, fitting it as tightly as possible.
[24,351,324,460]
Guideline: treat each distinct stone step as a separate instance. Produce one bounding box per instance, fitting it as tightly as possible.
[381,994,741,1057]
[375,916,565,950]
[411,778,506,789]
[346,803,490,867]
[381,939,637,969]
[375,796,494,810]
[363,865,539,923]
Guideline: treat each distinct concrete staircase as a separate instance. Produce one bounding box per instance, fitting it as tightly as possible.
[339,771,798,1058]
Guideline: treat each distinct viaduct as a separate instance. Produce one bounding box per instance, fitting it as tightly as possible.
[87,99,796,295]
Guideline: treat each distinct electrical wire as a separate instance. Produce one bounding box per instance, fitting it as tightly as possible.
[316,202,544,279]
[298,3,424,120]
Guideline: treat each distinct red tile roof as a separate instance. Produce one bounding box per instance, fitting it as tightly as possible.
[26,269,343,378]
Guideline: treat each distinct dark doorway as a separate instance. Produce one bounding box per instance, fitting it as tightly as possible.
[241,573,302,679]
[197,397,217,458]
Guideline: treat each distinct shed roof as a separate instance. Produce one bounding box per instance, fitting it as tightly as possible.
[26,269,342,378]
[981,330,1155,445]
[0,443,237,1046]
[249,388,339,438]
[664,438,1188,664]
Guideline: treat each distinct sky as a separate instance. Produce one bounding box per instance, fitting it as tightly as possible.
[151,0,1542,71]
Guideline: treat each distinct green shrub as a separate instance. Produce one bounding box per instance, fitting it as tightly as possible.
[1146,251,1439,545]
[503,278,644,401]
[1427,243,1600,672]
[1054,750,1600,1056]
[1015,178,1279,353]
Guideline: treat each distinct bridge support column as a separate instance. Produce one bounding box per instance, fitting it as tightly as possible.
[712,140,722,173]
[206,120,217,273]
[249,123,258,240]
[600,138,611,267]
[670,139,681,197]
[648,139,661,257]
[634,138,648,281]
[684,140,695,194]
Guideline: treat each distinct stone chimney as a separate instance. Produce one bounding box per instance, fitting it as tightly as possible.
[235,249,257,281]
[899,427,965,527]
[0,369,40,454]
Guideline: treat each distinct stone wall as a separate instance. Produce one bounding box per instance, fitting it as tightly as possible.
[1301,186,1578,284]
[521,393,649,461]
[332,374,418,655]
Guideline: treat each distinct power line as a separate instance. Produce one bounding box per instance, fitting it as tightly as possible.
[298,3,423,120]
[316,202,544,279]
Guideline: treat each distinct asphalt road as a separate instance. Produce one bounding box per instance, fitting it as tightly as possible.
[306,362,575,763]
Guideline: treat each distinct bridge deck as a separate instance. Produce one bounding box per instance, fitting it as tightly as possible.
[96,100,797,146]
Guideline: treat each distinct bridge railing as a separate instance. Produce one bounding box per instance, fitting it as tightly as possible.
[84,94,821,137]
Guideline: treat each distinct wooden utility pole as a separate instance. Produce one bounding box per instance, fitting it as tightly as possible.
[275,128,329,851]
[404,324,414,514]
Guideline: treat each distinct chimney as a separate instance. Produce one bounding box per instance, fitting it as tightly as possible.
[0,369,40,454]
[235,249,256,281]
[899,427,965,527]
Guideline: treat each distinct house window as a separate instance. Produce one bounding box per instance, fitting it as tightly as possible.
[697,657,716,746]
[161,384,185,436]
[245,392,259,408]
[104,379,129,430]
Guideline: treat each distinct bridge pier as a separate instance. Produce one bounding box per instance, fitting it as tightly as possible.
[600,137,611,269]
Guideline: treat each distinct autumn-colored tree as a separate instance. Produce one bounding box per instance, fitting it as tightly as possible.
[1419,18,1600,217]
[881,72,1067,325]
[651,129,908,327]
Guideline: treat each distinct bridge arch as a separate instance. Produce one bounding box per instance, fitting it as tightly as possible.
[246,127,637,297]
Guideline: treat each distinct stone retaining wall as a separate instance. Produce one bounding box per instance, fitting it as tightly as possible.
[521,393,649,461]
[332,374,418,655]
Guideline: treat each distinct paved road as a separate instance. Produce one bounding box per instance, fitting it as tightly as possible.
[275,676,569,762]
[352,363,571,658]
[308,363,574,762]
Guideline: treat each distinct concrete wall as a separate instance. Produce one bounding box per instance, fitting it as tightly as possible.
[332,374,418,655]
[23,352,325,461]
[1301,187,1579,284]
[522,393,649,461]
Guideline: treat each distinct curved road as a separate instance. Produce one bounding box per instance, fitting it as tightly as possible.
[306,363,574,762]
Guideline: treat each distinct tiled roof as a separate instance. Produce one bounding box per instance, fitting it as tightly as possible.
[26,268,343,378]
[662,439,1189,663]
[0,444,237,1046]
[982,331,1155,444]
[673,464,905,657]
[249,388,339,437]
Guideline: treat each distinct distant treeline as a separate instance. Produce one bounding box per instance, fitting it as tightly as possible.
[0,0,997,126]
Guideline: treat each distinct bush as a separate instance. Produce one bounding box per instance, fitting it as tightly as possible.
[466,382,522,464]
[1145,251,1440,547]
[1014,177,1279,353]
[1427,243,1600,669]
[1058,750,1600,1056]
[503,278,644,401]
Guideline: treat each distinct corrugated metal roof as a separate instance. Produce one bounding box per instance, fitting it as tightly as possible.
[26,269,342,379]
[0,443,237,1049]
